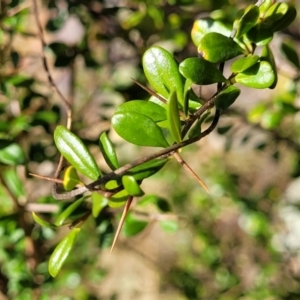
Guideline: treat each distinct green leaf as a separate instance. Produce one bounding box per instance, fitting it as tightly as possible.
[99,132,119,170]
[54,198,85,226]
[259,0,273,17]
[246,22,273,46]
[183,78,193,116]
[63,166,81,191]
[261,45,278,89]
[179,57,227,85]
[54,126,101,180]
[122,175,144,197]
[215,86,241,110]
[32,212,53,228]
[166,91,182,143]
[281,39,300,70]
[48,228,80,277]
[264,2,289,24]
[188,111,211,139]
[230,55,259,73]
[235,5,260,38]
[0,143,25,165]
[2,168,25,199]
[271,5,297,32]
[122,212,148,237]
[142,46,184,106]
[109,188,129,207]
[112,112,169,147]
[160,220,178,233]
[92,192,108,218]
[114,100,166,122]
[235,61,275,89]
[127,158,168,180]
[198,32,244,63]
[191,17,231,46]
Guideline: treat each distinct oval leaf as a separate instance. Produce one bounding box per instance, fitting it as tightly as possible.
[264,2,289,24]
[198,32,244,63]
[261,45,277,89]
[271,5,297,32]
[246,22,273,46]
[215,86,241,110]
[142,46,184,106]
[63,166,81,191]
[92,192,108,218]
[235,61,275,89]
[122,212,148,237]
[115,100,166,122]
[166,91,182,143]
[281,39,300,70]
[54,126,101,180]
[48,228,80,277]
[0,143,25,165]
[179,57,227,85]
[112,112,169,147]
[235,5,260,38]
[122,175,144,197]
[55,197,86,226]
[99,132,119,170]
[230,55,260,73]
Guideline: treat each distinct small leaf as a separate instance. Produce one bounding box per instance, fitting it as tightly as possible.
[198,32,244,63]
[215,86,241,110]
[127,158,168,180]
[166,91,182,143]
[235,61,275,89]
[54,198,85,226]
[99,132,119,170]
[259,0,273,17]
[235,5,260,38]
[142,46,184,106]
[112,112,169,147]
[246,22,273,46]
[2,168,25,199]
[114,100,166,123]
[271,5,297,32]
[0,143,25,165]
[92,192,108,218]
[109,189,129,206]
[122,212,148,237]
[261,45,278,89]
[63,166,81,191]
[54,126,101,180]
[32,212,53,228]
[48,228,80,277]
[264,2,289,24]
[179,57,226,85]
[160,220,178,233]
[230,55,260,73]
[188,111,211,139]
[281,40,300,70]
[122,175,144,197]
[191,17,231,46]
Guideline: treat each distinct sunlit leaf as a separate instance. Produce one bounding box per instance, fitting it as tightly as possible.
[2,168,25,199]
[99,132,119,170]
[246,22,273,46]
[92,192,108,218]
[48,228,80,277]
[230,55,259,73]
[0,143,25,165]
[63,166,81,191]
[122,175,144,197]
[32,212,53,228]
[54,126,101,180]
[271,5,297,32]
[112,112,169,147]
[235,5,260,38]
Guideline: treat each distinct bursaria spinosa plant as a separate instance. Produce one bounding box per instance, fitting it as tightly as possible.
[31,0,297,277]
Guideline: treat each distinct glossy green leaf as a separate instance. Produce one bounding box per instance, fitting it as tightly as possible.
[166,91,182,143]
[63,166,81,191]
[2,168,25,199]
[114,100,166,122]
[264,2,289,24]
[259,0,273,17]
[32,212,53,228]
[99,132,119,171]
[230,55,259,73]
[122,212,148,237]
[142,46,184,106]
[179,57,226,85]
[271,5,297,32]
[0,143,25,165]
[235,61,275,89]
[54,126,101,180]
[261,45,277,89]
[215,86,241,110]
[112,112,169,148]
[246,22,273,46]
[127,158,168,180]
[122,175,144,197]
[281,40,300,70]
[54,198,85,226]
[109,188,129,207]
[48,228,80,277]
[92,192,108,218]
[198,32,244,63]
[191,17,231,46]
[235,5,260,38]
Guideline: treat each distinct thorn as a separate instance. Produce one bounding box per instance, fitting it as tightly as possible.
[29,173,63,184]
[110,196,133,254]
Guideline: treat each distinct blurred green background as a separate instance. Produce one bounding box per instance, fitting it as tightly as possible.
[1,0,300,299]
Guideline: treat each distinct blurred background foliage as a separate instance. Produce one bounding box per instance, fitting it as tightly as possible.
[1,0,300,299]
